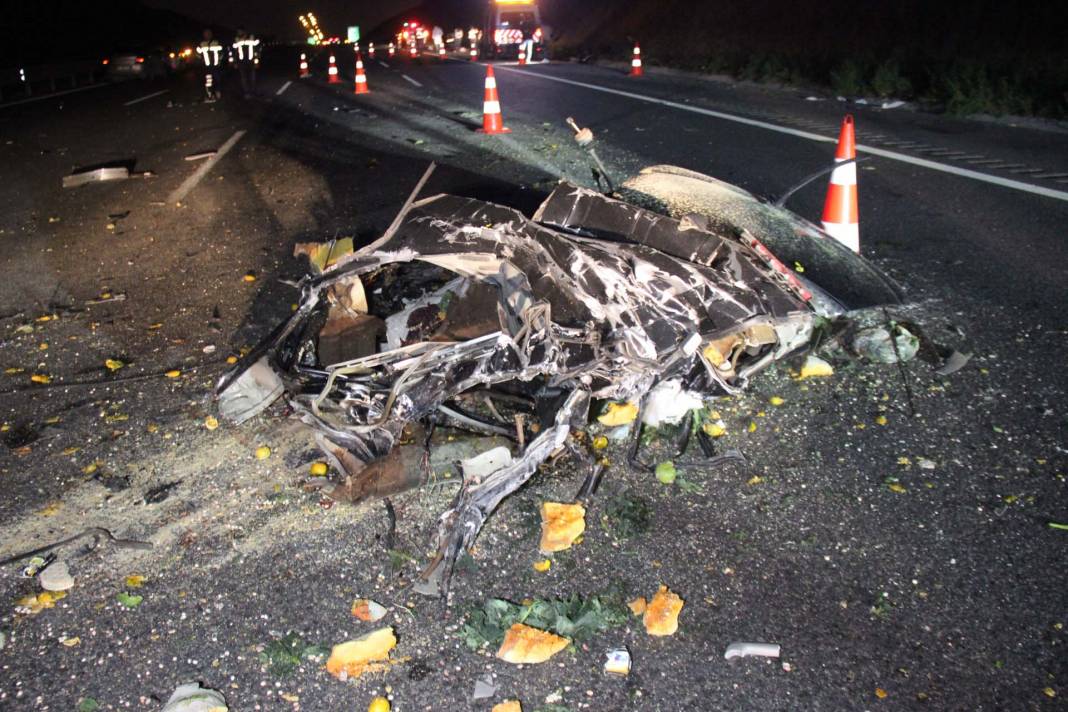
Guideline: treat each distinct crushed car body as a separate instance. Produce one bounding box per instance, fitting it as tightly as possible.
[215,163,902,596]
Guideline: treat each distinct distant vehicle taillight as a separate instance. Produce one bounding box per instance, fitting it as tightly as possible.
[102,58,109,65]
[136,57,145,63]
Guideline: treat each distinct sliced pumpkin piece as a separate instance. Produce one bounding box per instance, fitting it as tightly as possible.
[496,623,569,664]
[644,585,684,636]
[539,501,585,553]
[325,626,396,679]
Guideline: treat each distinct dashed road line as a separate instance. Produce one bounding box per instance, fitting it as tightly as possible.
[167,130,246,204]
[401,74,423,87]
[0,82,109,108]
[275,80,292,96]
[123,89,169,106]
[378,61,390,68]
[498,67,1068,203]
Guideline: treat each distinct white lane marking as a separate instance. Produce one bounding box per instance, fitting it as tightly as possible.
[401,74,422,87]
[498,67,1068,203]
[0,82,108,108]
[123,89,169,106]
[378,61,390,68]
[167,130,246,204]
[275,80,292,96]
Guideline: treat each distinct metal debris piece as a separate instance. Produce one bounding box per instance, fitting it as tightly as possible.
[934,349,972,376]
[185,151,217,161]
[724,641,781,659]
[217,162,903,597]
[62,166,129,188]
[472,674,497,700]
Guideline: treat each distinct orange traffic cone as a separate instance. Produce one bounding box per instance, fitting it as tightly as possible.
[368,42,375,58]
[478,65,510,134]
[354,52,369,94]
[630,44,643,77]
[299,52,309,78]
[470,45,479,61]
[409,44,418,59]
[821,115,860,252]
[518,45,527,65]
[327,54,340,83]
[438,46,446,59]
[388,42,395,57]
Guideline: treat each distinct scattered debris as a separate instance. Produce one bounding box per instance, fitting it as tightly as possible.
[798,355,835,379]
[643,585,684,636]
[724,641,781,659]
[598,402,638,426]
[851,325,919,363]
[462,595,628,651]
[492,701,521,712]
[497,623,569,664]
[86,293,127,306]
[38,560,74,591]
[351,599,389,622]
[367,697,391,712]
[62,166,129,189]
[935,350,972,376]
[654,461,677,484]
[159,682,228,712]
[185,151,217,161]
[539,502,586,552]
[261,632,328,676]
[604,647,632,676]
[472,674,497,700]
[116,591,142,608]
[642,380,704,426]
[628,597,646,616]
[326,627,397,680]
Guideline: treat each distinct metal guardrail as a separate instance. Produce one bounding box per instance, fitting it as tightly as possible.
[0,60,105,103]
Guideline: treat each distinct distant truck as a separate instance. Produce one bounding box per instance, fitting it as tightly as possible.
[483,0,546,61]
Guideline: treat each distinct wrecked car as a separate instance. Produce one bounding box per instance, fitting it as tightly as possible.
[215,161,902,596]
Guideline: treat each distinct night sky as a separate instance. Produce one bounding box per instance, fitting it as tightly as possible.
[145,0,421,41]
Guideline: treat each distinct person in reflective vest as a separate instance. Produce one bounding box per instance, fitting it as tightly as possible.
[196,29,223,102]
[233,28,260,98]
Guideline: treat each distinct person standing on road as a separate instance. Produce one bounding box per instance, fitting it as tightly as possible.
[196,29,223,102]
[232,27,260,98]
[519,22,535,63]
[431,25,444,51]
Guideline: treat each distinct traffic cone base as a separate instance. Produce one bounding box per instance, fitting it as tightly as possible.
[821,115,860,253]
[478,67,510,134]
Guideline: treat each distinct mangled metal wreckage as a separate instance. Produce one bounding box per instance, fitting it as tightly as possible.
[215,163,902,596]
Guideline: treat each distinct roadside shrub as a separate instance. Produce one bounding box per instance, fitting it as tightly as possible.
[830,60,867,97]
[870,59,912,98]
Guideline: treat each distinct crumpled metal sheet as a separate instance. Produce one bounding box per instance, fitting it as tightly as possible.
[616,165,905,311]
[216,167,899,597]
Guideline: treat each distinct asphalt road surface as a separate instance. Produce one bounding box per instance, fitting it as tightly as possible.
[0,47,1065,711]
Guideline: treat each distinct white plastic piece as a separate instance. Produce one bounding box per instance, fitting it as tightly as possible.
[160,682,228,711]
[724,642,781,659]
[641,379,704,427]
[461,446,513,481]
[39,561,74,592]
[604,647,632,676]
